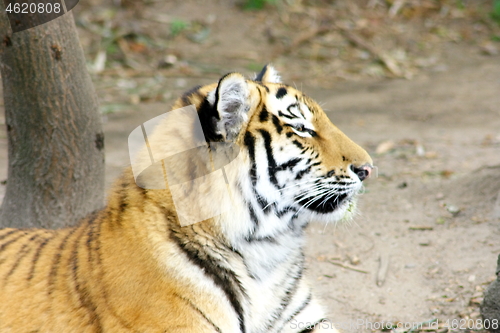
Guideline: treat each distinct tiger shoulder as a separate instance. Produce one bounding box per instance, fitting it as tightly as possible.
[0,65,373,333]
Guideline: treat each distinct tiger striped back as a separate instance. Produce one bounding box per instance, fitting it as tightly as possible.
[0,65,372,333]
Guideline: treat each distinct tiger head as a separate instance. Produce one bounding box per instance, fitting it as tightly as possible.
[156,65,373,232]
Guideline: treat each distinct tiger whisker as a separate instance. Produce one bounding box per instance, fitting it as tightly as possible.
[275,179,320,192]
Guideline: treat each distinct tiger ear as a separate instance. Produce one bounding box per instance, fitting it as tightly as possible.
[254,64,281,83]
[215,72,250,141]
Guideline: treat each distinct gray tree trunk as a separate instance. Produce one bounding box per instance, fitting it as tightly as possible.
[0,5,105,228]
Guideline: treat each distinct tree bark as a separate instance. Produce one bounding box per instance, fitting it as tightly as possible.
[0,4,105,228]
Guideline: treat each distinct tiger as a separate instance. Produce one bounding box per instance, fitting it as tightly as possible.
[0,65,373,333]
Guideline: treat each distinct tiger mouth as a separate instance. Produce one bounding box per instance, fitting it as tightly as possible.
[297,193,349,214]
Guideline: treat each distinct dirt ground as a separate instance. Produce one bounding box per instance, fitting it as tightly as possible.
[304,43,500,331]
[1,0,500,332]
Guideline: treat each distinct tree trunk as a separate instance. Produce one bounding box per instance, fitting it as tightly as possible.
[0,5,105,228]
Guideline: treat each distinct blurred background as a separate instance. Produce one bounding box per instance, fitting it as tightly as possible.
[70,0,499,102]
[1,0,500,331]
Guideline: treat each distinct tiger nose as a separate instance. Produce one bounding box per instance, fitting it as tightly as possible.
[350,164,373,182]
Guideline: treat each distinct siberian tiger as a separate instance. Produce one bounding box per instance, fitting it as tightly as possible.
[0,65,373,333]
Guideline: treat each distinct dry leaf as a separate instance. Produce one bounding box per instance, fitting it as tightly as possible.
[376,140,395,154]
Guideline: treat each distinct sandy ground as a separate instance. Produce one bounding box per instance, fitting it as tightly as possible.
[304,43,500,332]
[1,1,500,332]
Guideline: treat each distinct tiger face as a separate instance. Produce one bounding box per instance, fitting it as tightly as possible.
[173,65,373,234]
[243,76,372,224]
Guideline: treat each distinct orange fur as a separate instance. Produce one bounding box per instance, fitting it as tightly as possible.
[0,67,371,333]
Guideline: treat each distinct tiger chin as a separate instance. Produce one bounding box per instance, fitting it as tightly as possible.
[0,65,372,333]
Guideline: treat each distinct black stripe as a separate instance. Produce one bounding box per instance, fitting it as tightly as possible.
[255,192,271,213]
[0,229,21,242]
[199,97,223,142]
[271,114,283,134]
[173,293,222,332]
[120,179,129,189]
[244,234,277,243]
[28,235,53,281]
[114,189,128,228]
[213,73,235,121]
[48,227,79,294]
[295,165,312,180]
[244,132,257,187]
[276,87,287,99]
[253,193,271,215]
[0,231,29,252]
[244,203,276,241]
[86,211,101,266]
[181,85,202,105]
[287,103,304,119]
[248,202,259,228]
[276,206,297,218]
[279,255,304,310]
[258,129,279,188]
[4,234,39,282]
[279,293,312,332]
[255,64,269,82]
[170,231,246,333]
[278,110,295,120]
[292,140,304,150]
[265,255,304,331]
[277,158,302,171]
[259,108,269,122]
[138,186,148,198]
[118,195,128,213]
[72,220,103,333]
